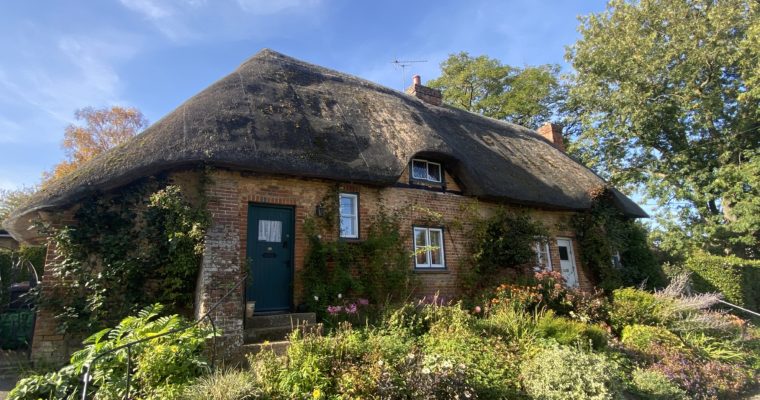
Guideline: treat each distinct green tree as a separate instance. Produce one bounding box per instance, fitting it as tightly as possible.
[0,186,37,223]
[427,52,563,128]
[566,0,760,258]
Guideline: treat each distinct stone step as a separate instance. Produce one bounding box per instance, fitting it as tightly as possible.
[245,325,294,342]
[246,312,315,330]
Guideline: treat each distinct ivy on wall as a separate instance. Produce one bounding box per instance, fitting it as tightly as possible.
[460,208,549,297]
[302,188,415,319]
[40,178,209,334]
[571,187,665,290]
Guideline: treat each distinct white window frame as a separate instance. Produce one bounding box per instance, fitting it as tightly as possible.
[534,241,552,271]
[411,159,443,183]
[413,227,445,269]
[339,193,359,239]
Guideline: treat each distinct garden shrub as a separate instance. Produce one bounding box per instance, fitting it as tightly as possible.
[183,369,260,400]
[8,365,82,400]
[423,310,522,399]
[644,344,753,399]
[685,251,760,310]
[609,288,670,332]
[536,311,608,350]
[630,368,687,400]
[521,345,621,400]
[9,303,213,400]
[620,324,683,355]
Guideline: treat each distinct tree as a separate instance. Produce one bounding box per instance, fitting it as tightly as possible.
[0,186,37,223]
[427,52,564,128]
[46,106,148,181]
[565,0,759,258]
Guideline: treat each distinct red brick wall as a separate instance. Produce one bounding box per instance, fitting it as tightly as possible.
[201,168,593,311]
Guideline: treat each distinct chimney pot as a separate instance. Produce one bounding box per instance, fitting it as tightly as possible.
[405,75,442,106]
[537,122,566,152]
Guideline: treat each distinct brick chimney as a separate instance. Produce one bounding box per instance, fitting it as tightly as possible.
[537,122,565,152]
[406,75,442,106]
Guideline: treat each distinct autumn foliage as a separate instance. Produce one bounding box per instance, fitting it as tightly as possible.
[45,106,147,181]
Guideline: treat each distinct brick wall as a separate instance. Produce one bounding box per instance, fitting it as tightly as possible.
[31,167,594,363]
[204,167,593,312]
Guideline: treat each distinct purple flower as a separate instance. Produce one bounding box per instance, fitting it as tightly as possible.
[327,305,342,315]
[346,303,358,314]
[358,298,369,306]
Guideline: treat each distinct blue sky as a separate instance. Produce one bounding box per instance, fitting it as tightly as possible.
[0,0,608,190]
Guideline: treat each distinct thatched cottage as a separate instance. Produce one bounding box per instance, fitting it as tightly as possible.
[4,49,646,362]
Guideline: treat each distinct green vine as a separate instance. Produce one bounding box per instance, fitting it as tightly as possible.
[571,187,665,290]
[40,177,209,334]
[302,188,415,319]
[460,208,549,297]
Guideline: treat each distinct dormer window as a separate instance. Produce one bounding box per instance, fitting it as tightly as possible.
[411,159,442,183]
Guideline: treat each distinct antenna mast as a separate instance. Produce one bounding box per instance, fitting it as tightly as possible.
[391,58,427,90]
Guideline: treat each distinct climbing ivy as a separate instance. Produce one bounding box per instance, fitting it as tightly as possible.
[40,178,209,334]
[571,187,665,290]
[302,189,415,319]
[461,208,549,297]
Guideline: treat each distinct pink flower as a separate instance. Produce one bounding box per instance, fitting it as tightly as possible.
[473,306,482,314]
[358,298,369,306]
[345,303,358,314]
[327,305,342,315]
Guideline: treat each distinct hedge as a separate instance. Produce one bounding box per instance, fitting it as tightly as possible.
[685,252,760,311]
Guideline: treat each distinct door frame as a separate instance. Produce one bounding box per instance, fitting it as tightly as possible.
[246,202,296,313]
[555,237,579,288]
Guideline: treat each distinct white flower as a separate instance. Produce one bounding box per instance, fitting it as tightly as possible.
[377,360,384,366]
[314,296,319,301]
[337,293,342,299]
[421,367,431,374]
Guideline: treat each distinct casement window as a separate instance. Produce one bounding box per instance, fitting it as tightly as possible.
[534,241,552,271]
[339,193,359,239]
[411,159,442,183]
[413,227,445,269]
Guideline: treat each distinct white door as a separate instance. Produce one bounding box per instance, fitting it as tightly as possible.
[556,238,579,288]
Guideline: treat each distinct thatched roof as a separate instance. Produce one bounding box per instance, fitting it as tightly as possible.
[4,49,646,240]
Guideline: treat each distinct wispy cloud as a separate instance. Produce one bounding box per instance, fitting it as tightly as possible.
[0,26,139,144]
[119,0,325,42]
[235,0,321,15]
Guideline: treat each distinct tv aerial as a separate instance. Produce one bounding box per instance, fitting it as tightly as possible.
[391,58,427,90]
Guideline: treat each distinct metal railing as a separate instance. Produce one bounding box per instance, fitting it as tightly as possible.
[80,273,247,400]
[716,299,760,318]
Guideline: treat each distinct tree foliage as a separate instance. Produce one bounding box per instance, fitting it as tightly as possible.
[46,106,147,181]
[428,52,564,128]
[566,0,760,257]
[0,186,37,222]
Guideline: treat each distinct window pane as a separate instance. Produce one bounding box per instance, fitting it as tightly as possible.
[429,229,443,265]
[414,228,428,247]
[427,163,441,182]
[258,220,282,242]
[412,160,427,179]
[340,216,356,237]
[416,250,428,266]
[558,246,569,261]
[340,195,355,216]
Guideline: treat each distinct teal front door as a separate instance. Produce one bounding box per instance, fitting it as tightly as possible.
[247,204,294,312]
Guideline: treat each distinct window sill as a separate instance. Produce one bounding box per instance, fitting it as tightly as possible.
[414,268,449,274]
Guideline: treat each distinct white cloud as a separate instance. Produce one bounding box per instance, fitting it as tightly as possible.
[119,0,173,19]
[0,28,140,143]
